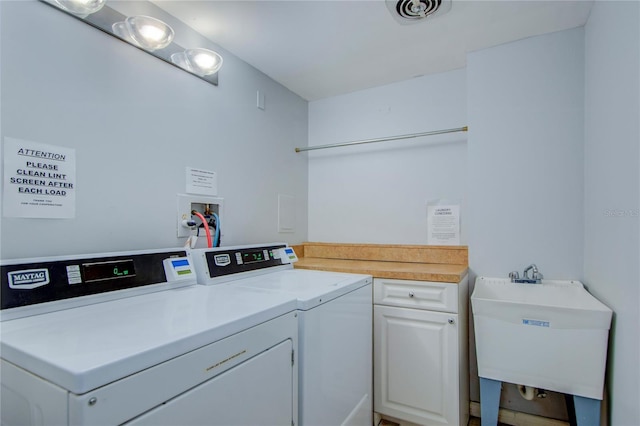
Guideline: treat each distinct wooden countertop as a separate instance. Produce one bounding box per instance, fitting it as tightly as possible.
[295,257,468,283]
[292,242,468,283]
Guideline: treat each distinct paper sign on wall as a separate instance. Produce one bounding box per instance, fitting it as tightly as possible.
[3,138,76,219]
[427,201,460,245]
[186,167,217,196]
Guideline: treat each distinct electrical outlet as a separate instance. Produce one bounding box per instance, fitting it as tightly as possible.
[177,194,224,238]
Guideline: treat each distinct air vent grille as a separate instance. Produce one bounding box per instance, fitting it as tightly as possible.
[395,0,442,20]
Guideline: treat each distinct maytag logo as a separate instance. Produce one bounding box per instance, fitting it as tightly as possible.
[8,269,50,289]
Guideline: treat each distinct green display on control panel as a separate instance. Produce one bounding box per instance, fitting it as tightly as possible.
[83,259,136,282]
[242,250,266,264]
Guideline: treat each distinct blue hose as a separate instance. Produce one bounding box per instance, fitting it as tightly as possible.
[212,212,220,247]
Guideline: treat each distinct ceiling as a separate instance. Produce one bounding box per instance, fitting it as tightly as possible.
[153,0,594,101]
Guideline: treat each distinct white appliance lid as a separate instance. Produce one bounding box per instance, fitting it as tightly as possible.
[229,269,371,310]
[0,285,297,394]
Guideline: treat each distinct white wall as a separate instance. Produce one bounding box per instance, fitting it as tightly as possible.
[0,1,308,259]
[584,1,640,424]
[467,28,585,281]
[308,69,467,244]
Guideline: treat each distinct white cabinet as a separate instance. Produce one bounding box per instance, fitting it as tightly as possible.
[374,277,469,426]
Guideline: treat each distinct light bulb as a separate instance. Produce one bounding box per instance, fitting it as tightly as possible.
[171,48,223,77]
[138,24,167,43]
[193,53,217,69]
[52,0,106,17]
[112,16,174,51]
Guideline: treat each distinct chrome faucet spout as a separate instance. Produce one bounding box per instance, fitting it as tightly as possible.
[511,264,543,283]
[523,264,538,279]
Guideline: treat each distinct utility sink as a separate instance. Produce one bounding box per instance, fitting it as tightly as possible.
[471,277,612,399]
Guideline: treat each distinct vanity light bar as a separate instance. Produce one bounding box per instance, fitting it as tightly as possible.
[42,0,222,86]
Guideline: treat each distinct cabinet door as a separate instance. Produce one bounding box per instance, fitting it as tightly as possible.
[374,305,459,426]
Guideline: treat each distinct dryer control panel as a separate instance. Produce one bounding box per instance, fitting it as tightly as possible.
[190,244,292,285]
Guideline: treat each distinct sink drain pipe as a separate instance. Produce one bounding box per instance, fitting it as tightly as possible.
[518,385,536,400]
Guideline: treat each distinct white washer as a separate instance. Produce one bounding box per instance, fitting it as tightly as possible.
[0,248,299,426]
[191,244,373,426]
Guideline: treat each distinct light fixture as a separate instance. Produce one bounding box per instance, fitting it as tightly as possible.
[171,48,223,77]
[52,0,105,17]
[112,16,174,52]
[42,0,221,86]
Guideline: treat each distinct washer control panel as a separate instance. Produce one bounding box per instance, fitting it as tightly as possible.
[1,249,190,313]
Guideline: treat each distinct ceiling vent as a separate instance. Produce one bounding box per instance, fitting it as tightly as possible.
[386,0,452,24]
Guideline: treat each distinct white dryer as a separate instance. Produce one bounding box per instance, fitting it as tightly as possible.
[0,248,299,426]
[191,243,373,426]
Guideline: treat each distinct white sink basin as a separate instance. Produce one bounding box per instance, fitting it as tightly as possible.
[471,277,612,399]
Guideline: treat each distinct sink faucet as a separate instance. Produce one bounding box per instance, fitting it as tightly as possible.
[523,264,538,279]
[510,264,543,283]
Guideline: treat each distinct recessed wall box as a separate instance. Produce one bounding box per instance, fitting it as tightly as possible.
[176,194,224,238]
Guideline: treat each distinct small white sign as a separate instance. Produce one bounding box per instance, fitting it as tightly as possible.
[427,202,460,245]
[3,137,76,219]
[186,167,217,196]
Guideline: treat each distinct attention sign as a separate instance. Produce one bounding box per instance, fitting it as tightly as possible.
[3,137,76,218]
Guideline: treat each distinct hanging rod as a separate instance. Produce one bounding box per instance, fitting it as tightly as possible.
[295,126,468,153]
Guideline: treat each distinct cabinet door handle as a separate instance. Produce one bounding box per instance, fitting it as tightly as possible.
[448,318,455,325]
[408,292,415,298]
